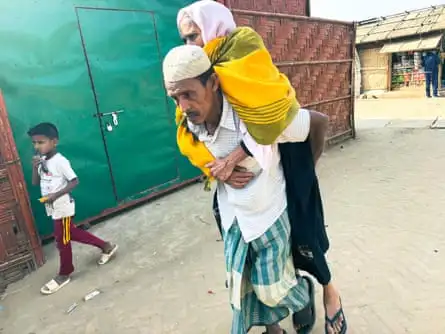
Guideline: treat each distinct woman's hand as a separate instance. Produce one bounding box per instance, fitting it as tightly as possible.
[206,145,251,182]
[206,158,235,182]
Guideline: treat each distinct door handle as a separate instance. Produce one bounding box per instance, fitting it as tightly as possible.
[94,109,125,117]
[97,110,124,132]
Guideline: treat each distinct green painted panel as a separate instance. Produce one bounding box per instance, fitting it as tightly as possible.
[0,0,200,237]
[77,8,179,202]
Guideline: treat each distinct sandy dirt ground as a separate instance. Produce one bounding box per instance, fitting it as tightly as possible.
[356,95,445,119]
[1,98,445,333]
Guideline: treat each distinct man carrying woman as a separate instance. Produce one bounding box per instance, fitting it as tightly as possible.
[166,1,347,333]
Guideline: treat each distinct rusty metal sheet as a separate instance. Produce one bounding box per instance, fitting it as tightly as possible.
[0,91,44,291]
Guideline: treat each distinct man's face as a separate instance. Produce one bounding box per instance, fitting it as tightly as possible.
[179,18,204,47]
[166,74,219,125]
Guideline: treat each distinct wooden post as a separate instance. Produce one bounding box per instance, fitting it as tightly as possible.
[350,23,357,139]
[0,91,45,267]
[387,53,393,91]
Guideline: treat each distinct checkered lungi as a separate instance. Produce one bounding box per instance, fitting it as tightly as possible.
[224,209,310,333]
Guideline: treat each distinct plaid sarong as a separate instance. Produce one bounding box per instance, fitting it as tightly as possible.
[224,209,310,333]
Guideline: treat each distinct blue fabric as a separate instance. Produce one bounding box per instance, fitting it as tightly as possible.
[423,53,440,72]
[425,71,439,97]
[423,52,440,97]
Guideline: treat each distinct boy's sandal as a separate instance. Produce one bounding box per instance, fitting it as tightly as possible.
[40,277,71,295]
[293,275,316,334]
[98,244,118,265]
[325,298,347,334]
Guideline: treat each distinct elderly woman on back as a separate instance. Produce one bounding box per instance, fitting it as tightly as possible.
[173,1,347,334]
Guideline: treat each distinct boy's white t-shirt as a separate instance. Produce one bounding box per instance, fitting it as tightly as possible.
[39,153,77,220]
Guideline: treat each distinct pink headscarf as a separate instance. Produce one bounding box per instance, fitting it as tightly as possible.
[177,1,275,170]
[177,0,236,44]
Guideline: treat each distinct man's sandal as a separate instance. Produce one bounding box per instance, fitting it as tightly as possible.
[325,298,347,334]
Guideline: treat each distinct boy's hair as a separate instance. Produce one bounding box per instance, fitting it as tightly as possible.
[27,122,59,139]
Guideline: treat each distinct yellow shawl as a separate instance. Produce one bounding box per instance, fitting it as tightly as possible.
[175,27,300,187]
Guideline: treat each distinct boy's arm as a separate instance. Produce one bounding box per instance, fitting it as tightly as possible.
[46,157,79,203]
[32,156,41,185]
[46,178,79,203]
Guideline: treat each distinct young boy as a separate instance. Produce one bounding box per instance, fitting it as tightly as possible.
[28,122,118,295]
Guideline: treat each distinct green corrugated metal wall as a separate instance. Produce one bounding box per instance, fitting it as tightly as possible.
[0,0,199,237]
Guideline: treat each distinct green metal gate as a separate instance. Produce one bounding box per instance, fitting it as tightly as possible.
[77,7,181,202]
[0,0,198,238]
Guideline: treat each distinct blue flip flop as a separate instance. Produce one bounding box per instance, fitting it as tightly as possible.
[324,298,347,334]
[292,275,316,334]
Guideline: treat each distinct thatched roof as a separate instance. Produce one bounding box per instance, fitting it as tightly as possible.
[356,5,445,45]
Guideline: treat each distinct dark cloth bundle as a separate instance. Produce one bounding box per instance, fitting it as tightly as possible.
[279,140,331,285]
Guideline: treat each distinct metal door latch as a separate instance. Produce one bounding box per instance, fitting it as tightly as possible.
[112,112,119,126]
[94,109,125,117]
[96,109,124,132]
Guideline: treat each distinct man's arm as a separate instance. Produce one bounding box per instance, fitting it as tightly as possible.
[46,157,79,203]
[276,108,311,143]
[276,108,329,164]
[308,110,329,165]
[208,108,328,182]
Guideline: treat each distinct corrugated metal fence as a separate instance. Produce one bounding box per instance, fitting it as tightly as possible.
[219,0,356,141]
[0,92,44,293]
[221,0,309,16]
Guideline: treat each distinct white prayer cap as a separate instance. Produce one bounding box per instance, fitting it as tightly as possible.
[163,45,211,83]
